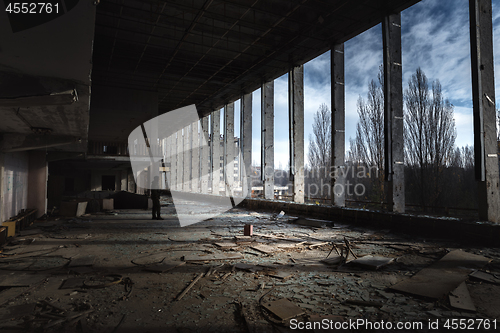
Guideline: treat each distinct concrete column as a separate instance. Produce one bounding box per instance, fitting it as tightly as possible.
[289,66,305,203]
[241,93,252,198]
[191,121,200,193]
[383,13,405,213]
[120,169,127,191]
[28,151,47,218]
[170,134,177,191]
[176,129,183,191]
[224,103,235,196]
[470,0,499,223]
[262,81,274,200]
[331,44,346,207]
[127,168,135,193]
[201,116,210,194]
[211,110,221,195]
[183,125,191,192]
[165,135,172,189]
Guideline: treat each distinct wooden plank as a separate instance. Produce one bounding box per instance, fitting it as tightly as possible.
[183,252,244,262]
[261,298,304,321]
[214,242,238,248]
[266,271,293,280]
[449,282,476,312]
[390,250,490,299]
[250,244,277,255]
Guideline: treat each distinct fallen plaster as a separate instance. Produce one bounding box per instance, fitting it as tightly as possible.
[0,195,499,332]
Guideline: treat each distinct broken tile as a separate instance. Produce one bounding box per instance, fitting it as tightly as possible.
[390,250,490,299]
[262,298,305,321]
[68,255,95,267]
[469,270,500,284]
[449,282,476,312]
[59,277,85,290]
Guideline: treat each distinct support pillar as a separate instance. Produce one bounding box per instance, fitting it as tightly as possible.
[470,0,499,222]
[176,129,183,191]
[241,93,252,198]
[224,103,235,196]
[191,121,200,193]
[383,13,405,213]
[165,135,172,189]
[289,66,305,203]
[183,125,191,192]
[262,81,274,200]
[331,44,346,207]
[211,110,221,195]
[28,151,47,218]
[201,116,210,194]
[120,169,127,191]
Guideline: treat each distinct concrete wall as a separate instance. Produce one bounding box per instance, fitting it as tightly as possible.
[0,152,29,222]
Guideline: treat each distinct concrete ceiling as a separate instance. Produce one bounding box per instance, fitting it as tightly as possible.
[92,0,422,118]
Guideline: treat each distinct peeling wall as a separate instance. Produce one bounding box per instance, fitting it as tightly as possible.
[0,151,29,222]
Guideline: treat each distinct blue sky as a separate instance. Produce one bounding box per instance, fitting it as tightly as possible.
[226,0,500,168]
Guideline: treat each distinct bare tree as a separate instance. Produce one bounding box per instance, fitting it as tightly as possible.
[404,67,456,209]
[308,103,331,169]
[349,66,385,202]
[308,103,331,198]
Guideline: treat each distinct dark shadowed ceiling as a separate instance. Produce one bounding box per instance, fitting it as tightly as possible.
[91,0,421,117]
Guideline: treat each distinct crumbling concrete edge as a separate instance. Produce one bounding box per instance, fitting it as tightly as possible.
[239,198,500,246]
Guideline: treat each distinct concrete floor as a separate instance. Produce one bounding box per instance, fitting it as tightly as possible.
[1,197,500,332]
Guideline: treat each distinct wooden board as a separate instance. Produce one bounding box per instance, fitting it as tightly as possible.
[267,271,293,280]
[390,250,490,299]
[183,252,244,262]
[214,242,238,248]
[261,298,305,321]
[350,255,394,269]
[449,282,476,312]
[250,244,277,255]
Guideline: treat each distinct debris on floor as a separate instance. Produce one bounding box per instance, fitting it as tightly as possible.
[0,203,499,332]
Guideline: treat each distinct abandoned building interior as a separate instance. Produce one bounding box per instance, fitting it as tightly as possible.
[1,0,500,332]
